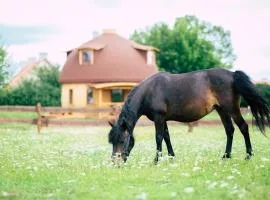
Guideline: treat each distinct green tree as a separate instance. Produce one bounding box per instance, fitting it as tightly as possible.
[0,65,61,106]
[131,15,236,73]
[0,45,9,86]
[257,84,270,104]
[34,66,61,106]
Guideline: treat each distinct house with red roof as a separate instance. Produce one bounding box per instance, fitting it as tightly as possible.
[9,53,53,87]
[60,29,158,109]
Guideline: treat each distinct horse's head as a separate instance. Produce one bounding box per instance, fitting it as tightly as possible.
[108,119,135,163]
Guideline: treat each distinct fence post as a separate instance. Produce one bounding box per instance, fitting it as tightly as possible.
[187,123,193,133]
[36,102,42,134]
[110,105,117,116]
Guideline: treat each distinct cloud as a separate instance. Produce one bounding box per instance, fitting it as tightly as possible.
[0,24,61,45]
[93,0,122,8]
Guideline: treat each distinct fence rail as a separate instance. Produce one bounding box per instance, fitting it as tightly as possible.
[0,105,121,113]
[0,105,250,113]
[0,104,123,133]
[0,105,252,133]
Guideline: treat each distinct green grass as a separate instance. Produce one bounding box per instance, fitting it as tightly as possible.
[0,111,37,119]
[0,124,269,200]
[201,111,252,121]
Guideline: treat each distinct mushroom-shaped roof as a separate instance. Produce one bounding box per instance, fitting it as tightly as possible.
[60,30,158,83]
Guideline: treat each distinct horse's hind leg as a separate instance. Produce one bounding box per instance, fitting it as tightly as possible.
[154,115,165,163]
[232,109,253,160]
[216,107,235,159]
[163,122,175,157]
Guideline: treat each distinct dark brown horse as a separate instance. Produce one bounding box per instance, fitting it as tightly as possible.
[108,68,270,163]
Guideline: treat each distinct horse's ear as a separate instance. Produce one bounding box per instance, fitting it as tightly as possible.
[108,119,116,127]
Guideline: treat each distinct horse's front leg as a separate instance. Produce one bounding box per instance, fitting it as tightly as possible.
[163,122,175,158]
[154,116,165,164]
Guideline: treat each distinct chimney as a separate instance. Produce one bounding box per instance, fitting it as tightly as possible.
[92,31,100,39]
[27,57,36,63]
[39,52,48,59]
[103,29,116,34]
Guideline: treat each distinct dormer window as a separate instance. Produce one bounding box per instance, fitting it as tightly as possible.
[79,49,94,65]
[147,50,154,65]
[83,51,91,63]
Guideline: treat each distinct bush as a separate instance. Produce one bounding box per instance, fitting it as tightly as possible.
[0,66,61,106]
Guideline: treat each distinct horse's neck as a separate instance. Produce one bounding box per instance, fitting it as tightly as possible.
[119,84,146,131]
[119,106,138,132]
[119,98,142,132]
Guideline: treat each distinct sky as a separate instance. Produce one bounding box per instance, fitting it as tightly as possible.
[0,0,269,81]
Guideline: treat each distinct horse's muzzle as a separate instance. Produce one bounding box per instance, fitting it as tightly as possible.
[111,152,128,163]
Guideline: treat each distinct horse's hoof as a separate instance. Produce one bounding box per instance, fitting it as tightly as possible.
[153,151,162,164]
[221,153,231,160]
[153,157,159,165]
[245,152,254,160]
[168,155,175,162]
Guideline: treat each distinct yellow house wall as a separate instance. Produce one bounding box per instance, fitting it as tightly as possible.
[123,90,130,99]
[62,84,110,108]
[102,89,111,103]
[92,89,101,108]
[61,83,137,109]
[61,84,88,108]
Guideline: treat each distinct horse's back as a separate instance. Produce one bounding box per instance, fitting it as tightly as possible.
[139,68,236,122]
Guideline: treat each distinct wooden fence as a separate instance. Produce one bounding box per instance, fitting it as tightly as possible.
[0,104,122,133]
[0,105,121,114]
[0,105,252,134]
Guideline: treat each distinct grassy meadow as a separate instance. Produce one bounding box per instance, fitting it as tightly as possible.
[0,123,269,200]
[0,111,37,119]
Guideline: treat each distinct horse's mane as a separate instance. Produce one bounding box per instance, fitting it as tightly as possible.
[108,85,139,144]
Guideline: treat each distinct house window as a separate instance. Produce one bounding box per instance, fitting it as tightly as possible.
[69,89,73,105]
[147,51,154,65]
[79,49,94,65]
[83,51,91,64]
[111,89,124,102]
[87,87,94,104]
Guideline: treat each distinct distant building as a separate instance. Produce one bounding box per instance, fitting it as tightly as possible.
[9,53,54,87]
[60,29,158,109]
[255,80,270,85]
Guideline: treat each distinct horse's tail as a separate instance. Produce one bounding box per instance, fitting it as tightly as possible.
[233,70,270,134]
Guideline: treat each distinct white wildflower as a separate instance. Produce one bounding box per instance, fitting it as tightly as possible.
[184,187,194,193]
[181,172,190,177]
[220,182,229,188]
[261,157,269,162]
[170,192,177,197]
[1,192,9,197]
[192,166,201,172]
[136,192,148,200]
[170,163,179,168]
[208,181,218,189]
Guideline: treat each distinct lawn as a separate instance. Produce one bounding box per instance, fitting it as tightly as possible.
[0,111,37,119]
[0,123,269,200]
